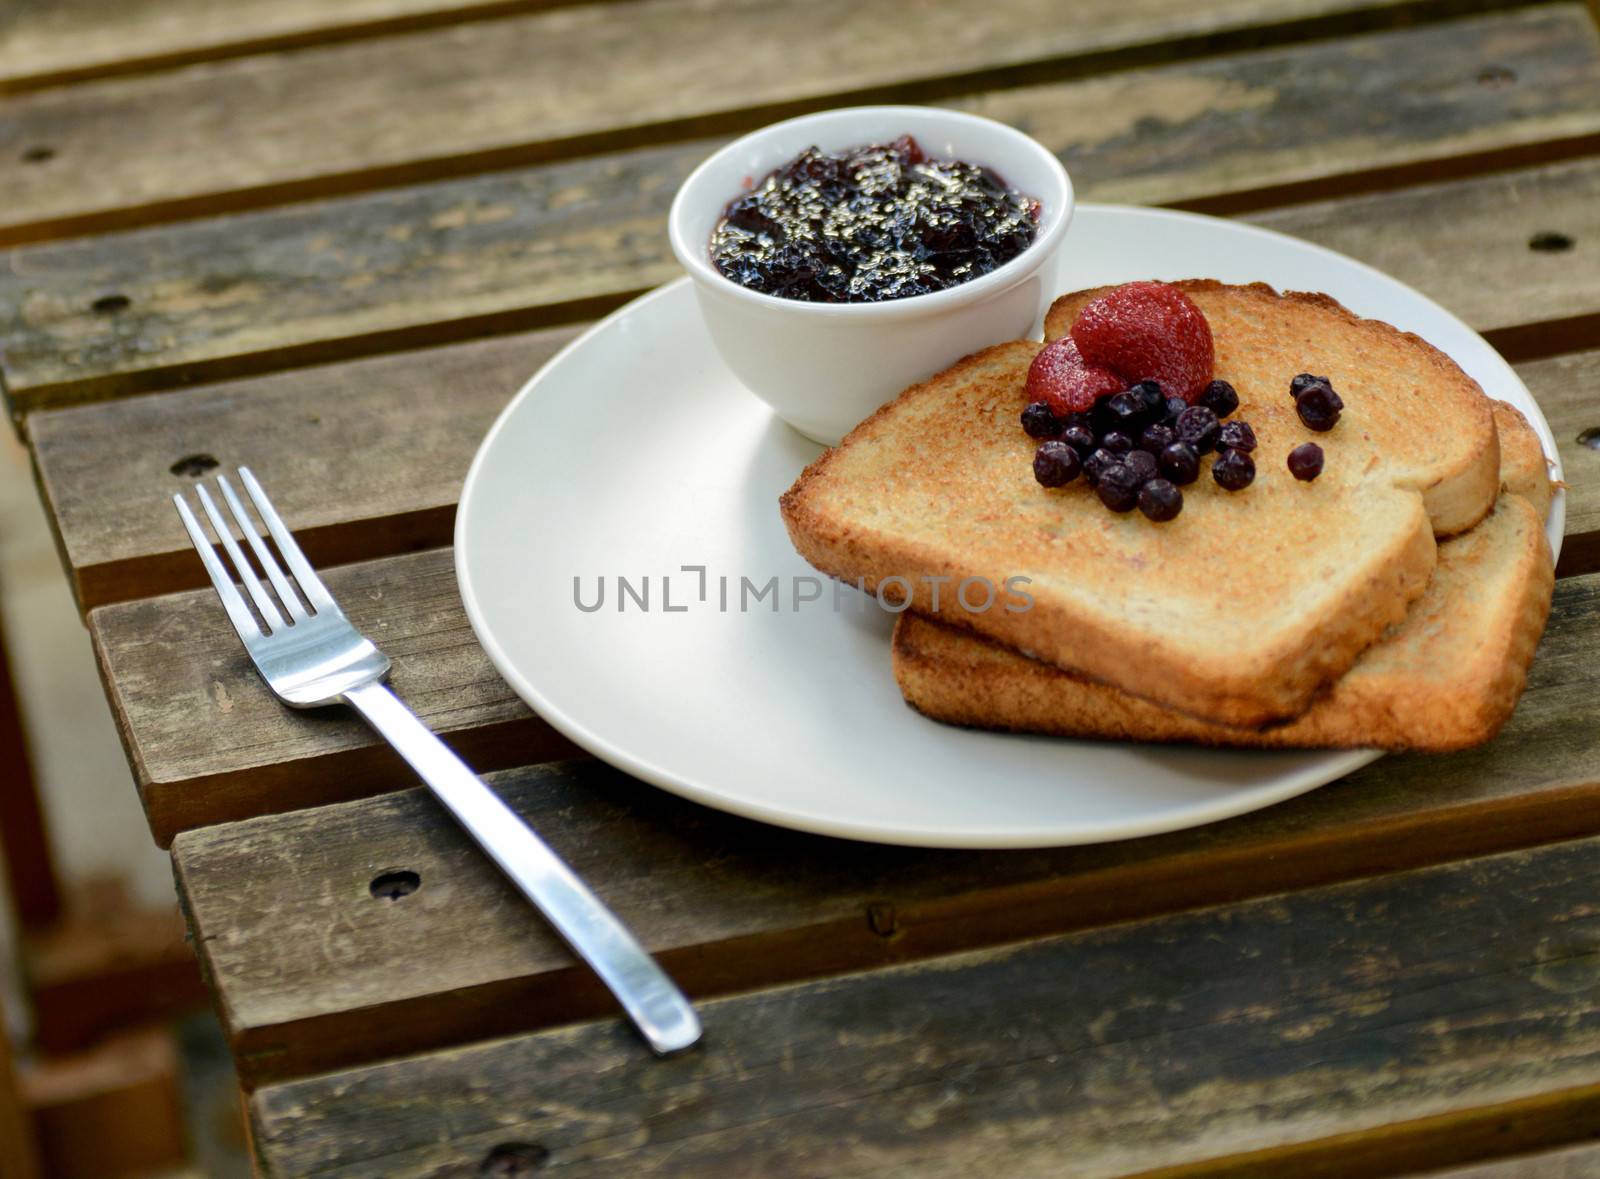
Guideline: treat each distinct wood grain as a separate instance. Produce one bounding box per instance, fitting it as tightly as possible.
[1413,1142,1600,1175]
[174,571,1600,1086]
[1519,349,1600,576]
[248,835,1600,1178]
[30,326,579,609]
[6,7,1600,415]
[91,548,577,846]
[0,0,602,94]
[0,0,1554,248]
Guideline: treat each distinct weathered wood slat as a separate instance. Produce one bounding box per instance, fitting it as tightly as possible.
[248,835,1600,1178]
[37,329,1599,611]
[93,548,576,845]
[174,571,1600,1086]
[0,0,1563,248]
[0,0,600,94]
[1520,350,1600,577]
[30,326,579,609]
[1411,1142,1600,1175]
[6,7,1600,415]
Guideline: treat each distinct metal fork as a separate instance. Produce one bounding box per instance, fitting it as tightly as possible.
[174,467,700,1056]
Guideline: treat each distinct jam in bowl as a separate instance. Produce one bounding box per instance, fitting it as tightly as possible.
[668,106,1074,445]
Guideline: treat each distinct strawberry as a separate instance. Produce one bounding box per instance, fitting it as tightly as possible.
[1025,337,1124,416]
[1069,281,1214,402]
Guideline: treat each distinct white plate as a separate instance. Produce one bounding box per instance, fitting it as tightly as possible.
[456,204,1566,849]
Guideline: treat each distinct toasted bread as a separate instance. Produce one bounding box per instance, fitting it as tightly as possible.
[891,406,1554,752]
[781,282,1500,727]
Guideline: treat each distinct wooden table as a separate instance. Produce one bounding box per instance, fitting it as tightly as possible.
[5,0,1600,1174]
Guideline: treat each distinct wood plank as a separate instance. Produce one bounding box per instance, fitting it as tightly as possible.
[6,6,1600,415]
[0,0,602,94]
[1519,349,1600,577]
[248,835,1600,1178]
[0,997,41,1179]
[1410,1141,1600,1175]
[174,570,1600,1087]
[30,326,580,609]
[92,547,578,846]
[32,327,1600,608]
[0,0,1550,248]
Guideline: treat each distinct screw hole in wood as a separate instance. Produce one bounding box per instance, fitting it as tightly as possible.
[1578,428,1600,451]
[21,145,56,163]
[480,1143,549,1174]
[370,870,421,901]
[169,454,220,478]
[1528,231,1574,253]
[1476,64,1516,88]
[91,293,131,314]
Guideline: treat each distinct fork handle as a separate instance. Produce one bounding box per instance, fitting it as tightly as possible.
[342,680,701,1056]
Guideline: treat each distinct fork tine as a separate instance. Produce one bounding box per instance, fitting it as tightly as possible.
[218,474,308,622]
[174,493,265,642]
[237,467,335,612]
[195,485,287,633]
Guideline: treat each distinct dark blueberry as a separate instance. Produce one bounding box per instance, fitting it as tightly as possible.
[1175,405,1220,455]
[1140,422,1177,453]
[1131,380,1166,418]
[1096,463,1141,513]
[1165,395,1189,423]
[1288,442,1325,481]
[1159,441,1200,486]
[1216,420,1257,453]
[1295,382,1343,431]
[1213,447,1256,491]
[1060,425,1097,456]
[1106,391,1147,431]
[1021,401,1062,439]
[1198,379,1239,419]
[1033,440,1080,488]
[1138,478,1183,522]
[1101,430,1135,456]
[1059,411,1094,434]
[1083,447,1119,488]
[1124,449,1159,484]
[1089,393,1121,435]
[1290,373,1330,400]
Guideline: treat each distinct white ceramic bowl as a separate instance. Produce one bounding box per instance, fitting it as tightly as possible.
[668,106,1074,444]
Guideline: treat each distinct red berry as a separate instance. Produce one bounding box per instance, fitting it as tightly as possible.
[1025,337,1123,416]
[1069,280,1215,402]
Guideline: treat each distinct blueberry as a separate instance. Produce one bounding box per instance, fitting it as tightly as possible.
[1106,391,1147,431]
[1213,447,1256,491]
[1124,449,1159,484]
[1101,430,1135,456]
[1165,395,1189,423]
[1033,440,1081,487]
[1021,401,1062,439]
[1290,373,1329,400]
[1060,425,1097,456]
[1096,463,1141,512]
[1083,447,1119,488]
[1159,441,1200,486]
[1288,442,1325,481]
[1140,423,1177,453]
[1138,478,1183,522]
[1296,383,1343,431]
[1198,379,1238,419]
[1132,380,1166,418]
[1059,411,1094,434]
[1216,420,1257,453]
[1175,405,1220,455]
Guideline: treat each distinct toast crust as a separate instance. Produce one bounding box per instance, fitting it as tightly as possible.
[782,282,1498,727]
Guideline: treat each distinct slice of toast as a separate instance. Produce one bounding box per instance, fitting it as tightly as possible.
[891,404,1553,752]
[781,282,1500,727]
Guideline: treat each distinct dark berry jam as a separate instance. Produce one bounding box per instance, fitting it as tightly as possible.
[709,135,1040,303]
